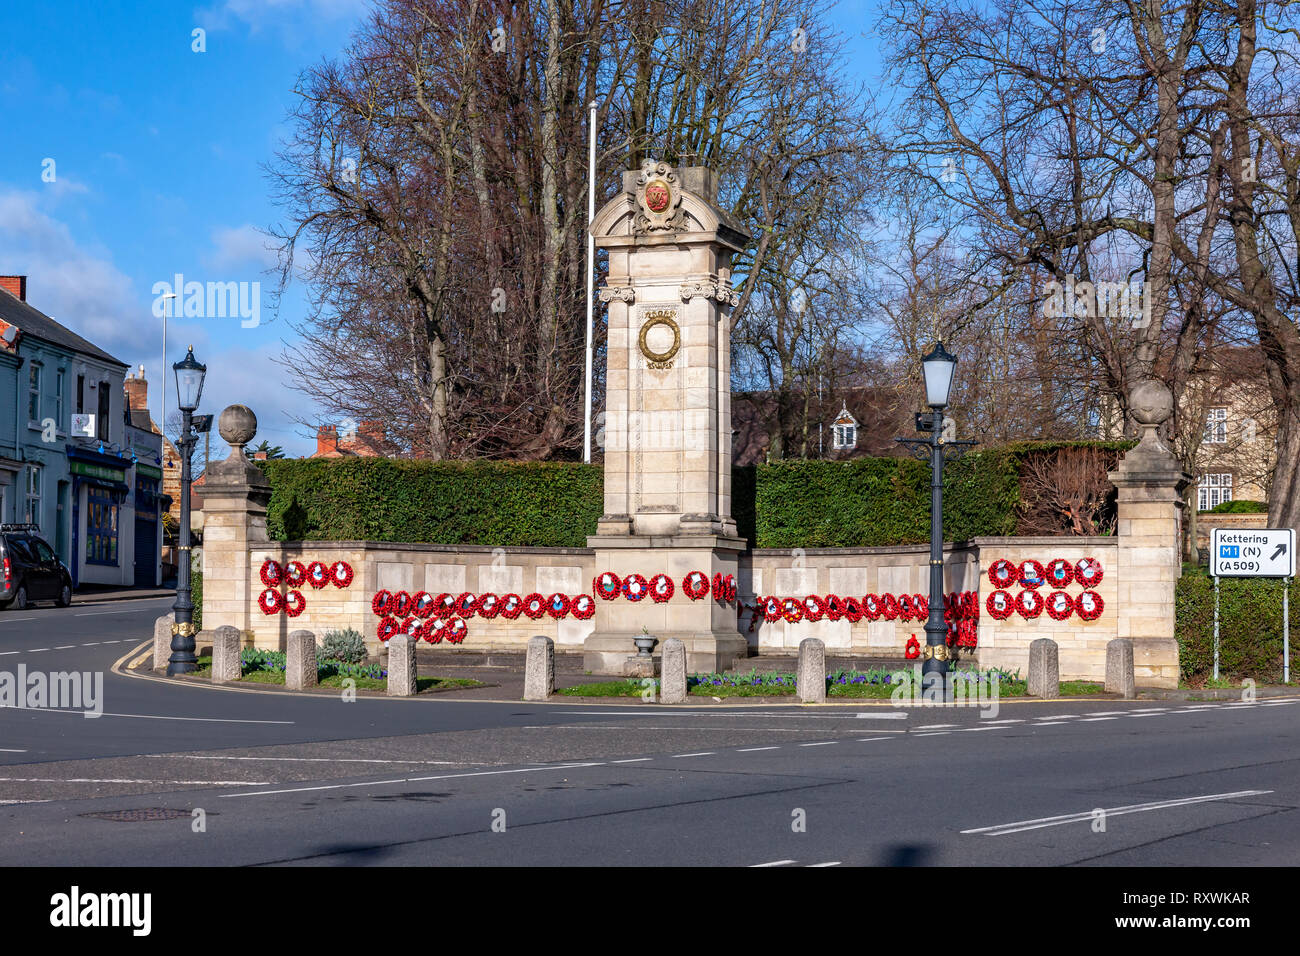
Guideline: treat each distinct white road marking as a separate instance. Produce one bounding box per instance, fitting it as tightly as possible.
[671,752,715,758]
[737,747,780,752]
[1083,711,1130,716]
[0,652,18,656]
[173,755,459,765]
[0,799,49,804]
[27,649,47,653]
[611,758,652,763]
[914,732,949,737]
[0,777,271,786]
[0,618,37,624]
[0,706,293,724]
[979,719,1023,724]
[856,737,891,742]
[75,608,160,617]
[557,710,909,720]
[916,724,958,730]
[751,860,797,867]
[798,741,837,747]
[1033,721,1067,726]
[1036,714,1081,720]
[0,748,27,752]
[1079,717,1118,722]
[808,861,842,867]
[53,645,74,650]
[962,790,1273,836]
[957,726,1000,731]
[1130,708,1168,713]
[1260,701,1297,707]
[82,642,100,646]
[222,763,606,798]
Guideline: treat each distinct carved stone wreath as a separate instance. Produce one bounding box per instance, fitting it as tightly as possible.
[634,160,685,233]
[638,310,681,368]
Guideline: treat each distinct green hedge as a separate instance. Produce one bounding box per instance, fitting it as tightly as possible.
[260,441,1129,549]
[1203,499,1268,514]
[1176,568,1299,683]
[261,459,603,548]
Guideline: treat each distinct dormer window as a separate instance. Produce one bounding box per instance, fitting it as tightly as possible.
[831,402,858,450]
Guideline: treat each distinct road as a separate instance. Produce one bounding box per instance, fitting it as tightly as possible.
[1,598,1297,867]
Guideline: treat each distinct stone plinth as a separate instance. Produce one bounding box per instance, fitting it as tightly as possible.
[624,656,658,678]
[798,638,826,703]
[660,638,688,703]
[286,629,317,690]
[1108,387,1189,689]
[387,634,418,697]
[524,635,555,701]
[1027,638,1059,698]
[201,405,272,638]
[1106,639,1136,698]
[212,625,242,683]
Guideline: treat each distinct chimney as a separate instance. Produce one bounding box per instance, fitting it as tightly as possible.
[316,425,339,456]
[348,420,384,455]
[253,451,268,461]
[124,364,149,411]
[0,276,26,301]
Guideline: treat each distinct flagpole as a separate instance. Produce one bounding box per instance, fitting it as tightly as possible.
[583,99,597,464]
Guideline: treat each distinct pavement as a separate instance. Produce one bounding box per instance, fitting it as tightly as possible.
[1,597,1298,867]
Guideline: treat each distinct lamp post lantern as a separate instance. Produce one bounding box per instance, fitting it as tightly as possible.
[897,341,975,700]
[167,345,206,676]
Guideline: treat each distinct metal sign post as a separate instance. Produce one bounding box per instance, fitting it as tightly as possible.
[1286,578,1292,685]
[1213,575,1220,682]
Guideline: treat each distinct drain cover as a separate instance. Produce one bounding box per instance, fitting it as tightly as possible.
[79,808,194,822]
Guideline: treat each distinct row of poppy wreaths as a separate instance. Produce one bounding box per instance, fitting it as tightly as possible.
[257,559,355,618]
[744,590,983,629]
[375,614,469,644]
[987,557,1103,590]
[260,559,354,590]
[593,571,737,604]
[371,589,598,622]
[986,588,1104,621]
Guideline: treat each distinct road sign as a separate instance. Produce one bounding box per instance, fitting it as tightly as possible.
[71,413,95,438]
[1211,527,1296,578]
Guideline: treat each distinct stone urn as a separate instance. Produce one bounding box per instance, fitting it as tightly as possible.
[633,633,658,658]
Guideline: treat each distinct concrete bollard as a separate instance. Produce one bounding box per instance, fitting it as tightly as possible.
[798,638,826,703]
[286,629,317,690]
[660,638,687,704]
[153,613,175,671]
[1027,638,1059,699]
[1106,638,1136,698]
[211,625,242,684]
[523,635,555,701]
[387,634,418,697]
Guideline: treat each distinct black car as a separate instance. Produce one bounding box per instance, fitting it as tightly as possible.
[0,524,73,610]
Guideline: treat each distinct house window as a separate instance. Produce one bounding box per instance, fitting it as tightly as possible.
[97,380,110,440]
[86,487,120,566]
[832,423,857,450]
[55,369,65,432]
[23,464,41,526]
[1204,407,1228,444]
[1198,473,1233,511]
[76,374,84,414]
[27,362,42,422]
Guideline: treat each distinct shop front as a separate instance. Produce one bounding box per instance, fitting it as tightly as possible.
[68,446,132,587]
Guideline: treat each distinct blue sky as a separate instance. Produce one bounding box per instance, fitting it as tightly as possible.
[0,0,883,458]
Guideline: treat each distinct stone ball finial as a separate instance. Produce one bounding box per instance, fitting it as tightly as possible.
[1129,378,1174,427]
[218,404,257,447]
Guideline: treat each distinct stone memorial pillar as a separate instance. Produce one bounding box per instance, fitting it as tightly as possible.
[584,162,751,675]
[1108,379,1187,688]
[199,405,272,641]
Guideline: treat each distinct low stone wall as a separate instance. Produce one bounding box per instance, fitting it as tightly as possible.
[210,536,1128,681]
[741,545,979,655]
[971,537,1119,681]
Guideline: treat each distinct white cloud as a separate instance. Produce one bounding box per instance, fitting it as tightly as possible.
[0,189,148,362]
[208,223,279,272]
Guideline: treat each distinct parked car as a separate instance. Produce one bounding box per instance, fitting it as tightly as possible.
[0,524,72,609]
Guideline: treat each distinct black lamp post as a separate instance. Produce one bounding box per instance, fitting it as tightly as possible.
[167,345,206,676]
[896,341,975,699]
